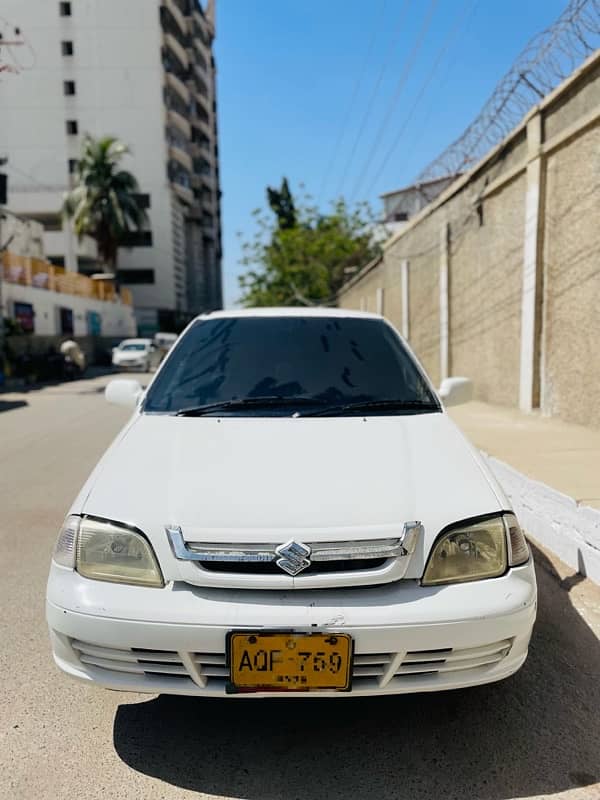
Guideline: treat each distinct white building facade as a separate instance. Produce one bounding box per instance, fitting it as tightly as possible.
[0,0,222,333]
[0,214,136,338]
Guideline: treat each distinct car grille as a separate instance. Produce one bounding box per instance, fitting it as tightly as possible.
[166,526,422,587]
[198,558,388,575]
[71,638,513,692]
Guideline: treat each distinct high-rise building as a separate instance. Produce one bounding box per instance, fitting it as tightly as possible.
[0,0,223,332]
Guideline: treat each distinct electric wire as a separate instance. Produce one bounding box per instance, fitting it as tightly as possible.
[349,0,439,202]
[334,0,412,198]
[363,0,478,198]
[317,0,389,206]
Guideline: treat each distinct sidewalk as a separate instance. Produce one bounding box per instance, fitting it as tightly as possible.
[449,402,600,583]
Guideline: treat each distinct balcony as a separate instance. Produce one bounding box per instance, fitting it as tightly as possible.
[163,32,189,71]
[165,71,190,105]
[172,182,193,206]
[190,85,210,117]
[161,0,188,36]
[169,144,193,172]
[167,108,191,138]
[169,161,193,206]
[191,115,210,138]
[192,8,213,40]
[186,203,202,221]
[189,66,210,97]
[1,251,130,304]
[190,38,208,71]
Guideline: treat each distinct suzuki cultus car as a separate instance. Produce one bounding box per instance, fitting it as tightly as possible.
[47,309,536,697]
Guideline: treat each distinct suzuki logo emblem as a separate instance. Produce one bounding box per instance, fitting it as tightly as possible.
[275,539,312,576]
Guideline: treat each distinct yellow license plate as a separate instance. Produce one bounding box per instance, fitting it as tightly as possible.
[228,631,353,692]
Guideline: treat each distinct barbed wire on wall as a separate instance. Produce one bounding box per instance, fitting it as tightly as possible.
[415,0,600,184]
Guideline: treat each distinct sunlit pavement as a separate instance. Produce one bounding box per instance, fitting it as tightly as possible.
[1,374,599,800]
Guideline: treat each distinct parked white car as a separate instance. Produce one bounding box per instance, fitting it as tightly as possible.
[47,308,536,698]
[111,338,155,372]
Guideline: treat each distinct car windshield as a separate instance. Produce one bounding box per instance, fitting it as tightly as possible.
[143,316,439,416]
[121,343,147,351]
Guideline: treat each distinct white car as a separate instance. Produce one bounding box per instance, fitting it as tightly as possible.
[111,338,155,372]
[47,308,536,698]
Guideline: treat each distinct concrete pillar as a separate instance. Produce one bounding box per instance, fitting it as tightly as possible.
[519,112,544,412]
[376,287,384,316]
[439,222,450,381]
[401,259,409,340]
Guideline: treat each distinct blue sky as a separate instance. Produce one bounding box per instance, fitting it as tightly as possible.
[214,0,566,307]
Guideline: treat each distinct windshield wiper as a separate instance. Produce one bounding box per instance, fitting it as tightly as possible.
[298,399,440,417]
[174,396,324,417]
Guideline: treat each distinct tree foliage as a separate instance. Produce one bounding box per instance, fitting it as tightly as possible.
[266,177,297,230]
[63,134,147,272]
[238,179,382,307]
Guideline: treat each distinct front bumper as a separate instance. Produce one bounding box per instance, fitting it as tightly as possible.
[112,361,146,370]
[47,562,537,697]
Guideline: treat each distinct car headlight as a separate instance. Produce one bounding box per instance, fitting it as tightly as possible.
[422,512,529,586]
[53,515,164,588]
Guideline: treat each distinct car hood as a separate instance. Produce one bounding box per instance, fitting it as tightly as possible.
[80,412,506,580]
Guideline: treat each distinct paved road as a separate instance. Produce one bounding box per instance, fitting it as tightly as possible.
[1,374,599,800]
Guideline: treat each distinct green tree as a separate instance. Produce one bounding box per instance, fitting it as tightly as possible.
[266,177,296,230]
[239,181,383,307]
[63,134,147,275]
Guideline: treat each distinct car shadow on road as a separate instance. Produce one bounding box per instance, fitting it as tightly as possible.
[0,399,27,413]
[113,545,600,800]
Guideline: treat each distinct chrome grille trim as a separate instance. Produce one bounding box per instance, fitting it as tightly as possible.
[166,524,421,564]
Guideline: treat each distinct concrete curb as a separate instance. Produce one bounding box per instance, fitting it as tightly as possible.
[481,452,600,586]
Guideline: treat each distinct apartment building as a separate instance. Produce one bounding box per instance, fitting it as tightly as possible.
[0,0,222,333]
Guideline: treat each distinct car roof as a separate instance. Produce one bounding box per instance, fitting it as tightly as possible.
[120,338,152,344]
[192,307,382,322]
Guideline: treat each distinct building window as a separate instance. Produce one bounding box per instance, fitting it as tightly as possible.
[392,211,409,222]
[68,159,78,174]
[119,269,155,285]
[14,302,35,333]
[63,80,76,96]
[61,40,74,56]
[132,193,151,210]
[59,307,74,335]
[120,230,153,247]
[66,120,78,135]
[59,2,72,16]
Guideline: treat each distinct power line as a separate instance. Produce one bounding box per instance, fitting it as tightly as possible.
[363,0,477,198]
[5,162,58,193]
[397,3,479,178]
[316,0,388,206]
[349,0,439,202]
[334,0,412,199]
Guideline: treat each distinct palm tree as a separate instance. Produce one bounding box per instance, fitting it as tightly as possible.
[63,134,148,276]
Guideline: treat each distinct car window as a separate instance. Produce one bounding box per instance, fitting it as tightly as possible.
[143,316,438,415]
[121,344,147,351]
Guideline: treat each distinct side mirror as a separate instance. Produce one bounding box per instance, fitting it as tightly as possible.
[439,377,473,407]
[105,378,143,408]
